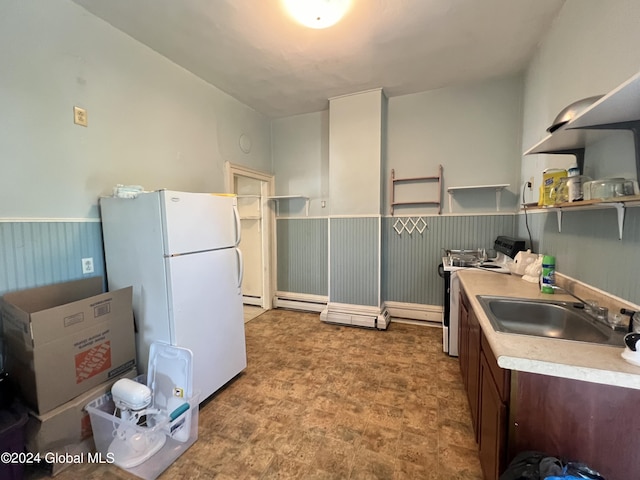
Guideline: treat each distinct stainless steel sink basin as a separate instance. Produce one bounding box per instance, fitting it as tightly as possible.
[476,295,625,346]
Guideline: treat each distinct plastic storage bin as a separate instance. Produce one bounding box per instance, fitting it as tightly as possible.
[0,404,29,480]
[86,375,199,480]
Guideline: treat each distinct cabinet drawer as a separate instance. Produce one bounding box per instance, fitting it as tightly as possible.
[481,333,510,403]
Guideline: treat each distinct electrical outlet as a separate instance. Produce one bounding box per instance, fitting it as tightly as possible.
[73,106,88,127]
[82,257,94,274]
[528,177,534,190]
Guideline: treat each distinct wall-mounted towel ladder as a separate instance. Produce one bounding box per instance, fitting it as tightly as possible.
[390,165,443,215]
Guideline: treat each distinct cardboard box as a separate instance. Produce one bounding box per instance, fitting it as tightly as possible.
[25,367,137,455]
[1,277,136,414]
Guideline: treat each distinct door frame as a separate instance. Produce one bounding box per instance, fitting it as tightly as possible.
[224,162,275,310]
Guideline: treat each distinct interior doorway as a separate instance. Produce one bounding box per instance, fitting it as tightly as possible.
[225,162,274,311]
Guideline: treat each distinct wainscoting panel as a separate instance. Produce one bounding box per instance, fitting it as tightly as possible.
[276,218,328,296]
[383,215,516,306]
[517,208,640,305]
[0,221,104,295]
[330,217,379,307]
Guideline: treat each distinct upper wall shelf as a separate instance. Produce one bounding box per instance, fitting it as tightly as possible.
[390,165,443,215]
[523,195,640,239]
[447,184,509,213]
[267,195,310,216]
[524,70,640,180]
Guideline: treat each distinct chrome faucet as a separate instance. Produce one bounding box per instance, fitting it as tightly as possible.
[550,285,619,329]
[550,285,590,307]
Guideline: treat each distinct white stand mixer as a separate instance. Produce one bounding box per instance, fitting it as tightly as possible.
[108,378,167,469]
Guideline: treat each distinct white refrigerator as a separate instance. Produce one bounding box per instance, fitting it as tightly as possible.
[100,190,247,402]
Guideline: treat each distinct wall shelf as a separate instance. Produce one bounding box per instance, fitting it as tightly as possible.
[522,195,640,239]
[447,184,509,213]
[267,195,309,216]
[522,70,640,238]
[390,165,443,215]
[524,70,640,180]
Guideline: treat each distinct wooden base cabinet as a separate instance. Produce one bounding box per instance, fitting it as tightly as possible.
[459,283,640,479]
[459,288,511,479]
[459,289,469,390]
[478,336,510,480]
[459,288,481,440]
[510,371,640,480]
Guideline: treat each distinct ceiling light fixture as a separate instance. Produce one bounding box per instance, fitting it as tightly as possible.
[282,0,351,29]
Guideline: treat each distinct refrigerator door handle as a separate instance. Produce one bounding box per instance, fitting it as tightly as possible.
[235,247,244,289]
[233,203,242,246]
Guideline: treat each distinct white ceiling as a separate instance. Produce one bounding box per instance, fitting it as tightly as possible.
[72,0,566,118]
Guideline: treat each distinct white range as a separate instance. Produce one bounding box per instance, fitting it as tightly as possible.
[439,237,524,357]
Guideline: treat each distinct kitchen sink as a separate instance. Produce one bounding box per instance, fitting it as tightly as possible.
[476,295,626,347]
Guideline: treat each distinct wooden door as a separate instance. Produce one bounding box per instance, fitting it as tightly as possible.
[479,352,508,480]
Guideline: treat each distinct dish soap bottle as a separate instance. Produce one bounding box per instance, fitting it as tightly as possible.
[541,255,555,293]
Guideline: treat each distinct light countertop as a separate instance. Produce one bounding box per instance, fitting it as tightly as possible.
[457,270,640,390]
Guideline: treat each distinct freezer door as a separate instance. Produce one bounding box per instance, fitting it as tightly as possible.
[165,248,247,400]
[160,191,241,255]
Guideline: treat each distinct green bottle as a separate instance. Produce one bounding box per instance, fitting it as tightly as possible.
[541,255,555,294]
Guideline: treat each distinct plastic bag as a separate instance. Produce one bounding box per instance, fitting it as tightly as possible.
[499,451,552,480]
[500,451,606,480]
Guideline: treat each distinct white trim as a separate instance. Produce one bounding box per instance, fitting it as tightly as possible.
[377,216,382,308]
[327,217,331,302]
[0,217,101,223]
[274,291,328,313]
[392,318,442,328]
[328,214,383,219]
[390,211,517,218]
[274,212,517,220]
[224,162,274,188]
[262,178,275,311]
[243,296,263,307]
[275,291,328,303]
[517,209,547,215]
[384,301,443,323]
[276,216,328,221]
[329,87,384,102]
[225,162,275,311]
[276,298,325,313]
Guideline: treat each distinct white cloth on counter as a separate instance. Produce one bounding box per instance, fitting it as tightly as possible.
[506,249,539,276]
[522,255,543,283]
[113,184,145,198]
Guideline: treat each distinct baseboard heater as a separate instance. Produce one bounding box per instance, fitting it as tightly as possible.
[384,301,443,324]
[320,302,390,330]
[273,291,328,313]
[242,295,262,307]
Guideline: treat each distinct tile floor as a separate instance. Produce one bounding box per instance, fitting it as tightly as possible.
[27,309,483,479]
